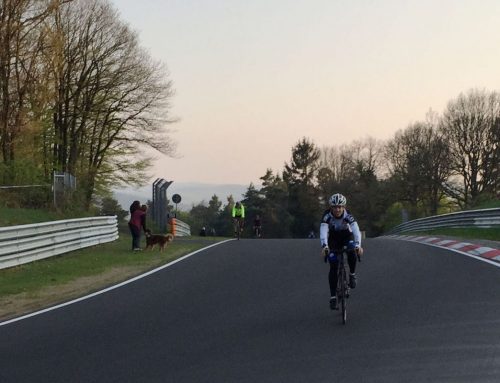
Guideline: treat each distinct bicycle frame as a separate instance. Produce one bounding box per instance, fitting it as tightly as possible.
[336,246,350,325]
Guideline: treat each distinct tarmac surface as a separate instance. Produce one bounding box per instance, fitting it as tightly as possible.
[1,237,499,382]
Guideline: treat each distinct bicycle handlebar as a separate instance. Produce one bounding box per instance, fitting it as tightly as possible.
[336,245,362,262]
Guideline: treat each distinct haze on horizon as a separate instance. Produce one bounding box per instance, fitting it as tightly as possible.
[113,0,500,187]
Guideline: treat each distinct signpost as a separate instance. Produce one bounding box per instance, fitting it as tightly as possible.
[172,193,181,216]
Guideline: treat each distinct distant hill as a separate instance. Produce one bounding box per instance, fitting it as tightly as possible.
[113,182,250,211]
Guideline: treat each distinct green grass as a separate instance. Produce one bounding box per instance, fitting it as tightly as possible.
[0,206,228,304]
[404,227,499,242]
[472,200,500,209]
[0,207,90,226]
[0,234,225,297]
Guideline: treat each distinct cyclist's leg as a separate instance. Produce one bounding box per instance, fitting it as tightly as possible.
[328,257,339,297]
[347,251,357,274]
[233,218,238,236]
[328,255,339,309]
[344,239,357,287]
[346,250,357,288]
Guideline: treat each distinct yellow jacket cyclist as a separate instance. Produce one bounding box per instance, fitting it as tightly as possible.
[231,201,245,219]
[232,201,245,235]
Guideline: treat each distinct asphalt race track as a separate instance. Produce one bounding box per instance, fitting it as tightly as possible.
[1,238,499,382]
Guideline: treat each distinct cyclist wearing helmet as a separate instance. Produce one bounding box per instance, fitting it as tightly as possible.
[231,201,245,236]
[320,193,363,310]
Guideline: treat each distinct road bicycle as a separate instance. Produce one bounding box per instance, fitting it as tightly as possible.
[234,218,244,240]
[334,245,361,325]
[336,246,350,324]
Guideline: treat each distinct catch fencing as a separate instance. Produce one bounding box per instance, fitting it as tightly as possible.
[386,208,500,235]
[0,216,118,270]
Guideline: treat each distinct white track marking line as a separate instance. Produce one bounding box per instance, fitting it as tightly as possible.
[0,239,234,327]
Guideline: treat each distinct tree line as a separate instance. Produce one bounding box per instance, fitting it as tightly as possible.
[0,0,175,209]
[0,2,497,233]
[185,89,499,238]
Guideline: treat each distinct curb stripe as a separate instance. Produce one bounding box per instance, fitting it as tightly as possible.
[386,235,500,267]
[481,249,500,259]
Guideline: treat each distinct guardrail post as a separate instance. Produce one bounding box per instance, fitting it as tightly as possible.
[169,218,176,236]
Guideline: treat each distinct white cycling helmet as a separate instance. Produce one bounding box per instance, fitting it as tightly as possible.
[329,193,347,206]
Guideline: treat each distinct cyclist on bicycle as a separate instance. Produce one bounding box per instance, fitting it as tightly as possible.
[231,201,245,236]
[320,193,363,310]
[253,214,262,238]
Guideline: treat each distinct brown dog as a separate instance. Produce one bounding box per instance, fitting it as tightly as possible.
[144,229,174,251]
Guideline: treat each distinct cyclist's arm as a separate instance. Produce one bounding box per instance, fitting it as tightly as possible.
[231,206,236,218]
[351,221,362,247]
[320,222,329,248]
[241,206,245,218]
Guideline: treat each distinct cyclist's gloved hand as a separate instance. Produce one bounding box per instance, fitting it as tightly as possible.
[322,244,329,263]
[355,244,363,257]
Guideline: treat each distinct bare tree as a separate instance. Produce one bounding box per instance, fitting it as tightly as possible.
[317,144,355,196]
[491,116,500,197]
[385,118,451,218]
[346,137,384,181]
[48,0,175,206]
[318,138,383,195]
[440,89,499,207]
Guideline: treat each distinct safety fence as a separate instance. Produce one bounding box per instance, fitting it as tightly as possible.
[168,218,191,237]
[386,208,500,235]
[0,216,118,270]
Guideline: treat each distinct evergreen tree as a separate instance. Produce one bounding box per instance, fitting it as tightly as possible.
[283,138,321,237]
[259,170,293,238]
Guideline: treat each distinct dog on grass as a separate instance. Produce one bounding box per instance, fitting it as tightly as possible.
[144,229,174,251]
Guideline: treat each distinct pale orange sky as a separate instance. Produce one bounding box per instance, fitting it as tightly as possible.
[114,0,500,186]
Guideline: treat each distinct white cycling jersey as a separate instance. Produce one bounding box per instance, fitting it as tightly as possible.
[320,209,361,249]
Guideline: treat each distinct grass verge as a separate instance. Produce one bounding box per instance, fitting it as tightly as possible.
[0,207,91,226]
[0,234,228,322]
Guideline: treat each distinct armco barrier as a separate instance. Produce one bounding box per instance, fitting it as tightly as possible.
[168,218,191,237]
[0,216,118,270]
[386,208,500,235]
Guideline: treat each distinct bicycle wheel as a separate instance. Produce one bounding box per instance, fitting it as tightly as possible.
[256,227,262,238]
[340,264,347,324]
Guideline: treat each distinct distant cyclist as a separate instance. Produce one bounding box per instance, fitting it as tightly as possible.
[320,193,363,310]
[253,214,262,238]
[231,201,245,236]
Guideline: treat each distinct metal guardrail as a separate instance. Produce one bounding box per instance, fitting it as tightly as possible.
[386,208,500,235]
[0,216,118,270]
[169,218,191,237]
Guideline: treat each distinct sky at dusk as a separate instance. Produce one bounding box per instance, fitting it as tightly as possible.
[113,0,500,187]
